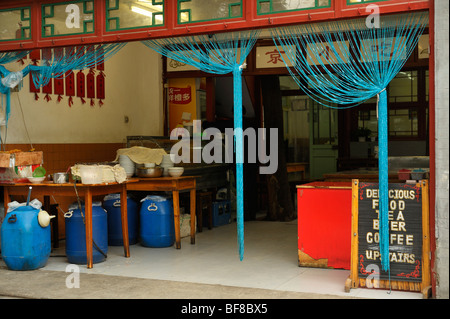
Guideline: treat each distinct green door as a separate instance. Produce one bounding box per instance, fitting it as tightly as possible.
[309,101,339,180]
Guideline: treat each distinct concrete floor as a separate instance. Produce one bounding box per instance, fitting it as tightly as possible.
[0,219,422,299]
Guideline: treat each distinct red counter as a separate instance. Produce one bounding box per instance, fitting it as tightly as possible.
[297,182,352,270]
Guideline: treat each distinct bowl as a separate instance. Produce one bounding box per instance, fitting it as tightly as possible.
[28,176,46,184]
[137,167,163,178]
[168,167,184,177]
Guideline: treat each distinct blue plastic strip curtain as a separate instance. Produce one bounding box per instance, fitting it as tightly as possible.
[142,30,260,260]
[271,12,427,272]
[0,43,126,127]
[0,51,30,124]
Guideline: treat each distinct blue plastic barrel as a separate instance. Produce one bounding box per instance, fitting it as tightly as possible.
[64,201,108,264]
[140,195,174,248]
[1,206,51,271]
[103,194,139,246]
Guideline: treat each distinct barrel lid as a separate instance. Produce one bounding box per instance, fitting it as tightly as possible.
[7,199,42,213]
[140,195,168,203]
[103,193,131,201]
[69,201,102,210]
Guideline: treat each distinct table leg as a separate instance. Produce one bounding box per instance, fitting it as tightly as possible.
[3,187,10,213]
[120,185,130,258]
[190,188,196,245]
[84,189,93,269]
[172,190,181,249]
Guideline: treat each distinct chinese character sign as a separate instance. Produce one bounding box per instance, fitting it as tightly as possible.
[168,78,198,132]
[256,46,295,68]
[168,86,192,105]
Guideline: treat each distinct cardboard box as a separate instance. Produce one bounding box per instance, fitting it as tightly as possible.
[0,151,43,168]
[0,151,43,183]
[0,153,10,167]
[13,151,43,166]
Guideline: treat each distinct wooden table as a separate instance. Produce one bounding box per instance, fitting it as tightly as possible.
[2,181,133,269]
[287,162,308,179]
[126,176,196,249]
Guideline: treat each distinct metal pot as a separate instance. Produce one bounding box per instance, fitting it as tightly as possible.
[53,173,69,184]
[136,167,163,178]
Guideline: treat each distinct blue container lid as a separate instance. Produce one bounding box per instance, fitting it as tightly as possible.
[68,201,102,211]
[103,193,133,201]
[140,195,168,203]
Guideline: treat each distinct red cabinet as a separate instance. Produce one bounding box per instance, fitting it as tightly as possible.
[297,182,352,270]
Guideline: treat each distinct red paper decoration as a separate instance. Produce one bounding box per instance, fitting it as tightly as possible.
[96,72,105,106]
[53,48,64,102]
[76,71,86,104]
[87,69,96,106]
[65,71,75,107]
[54,77,64,103]
[28,50,40,100]
[27,46,107,106]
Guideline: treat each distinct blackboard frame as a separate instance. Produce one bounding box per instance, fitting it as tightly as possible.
[345,179,431,298]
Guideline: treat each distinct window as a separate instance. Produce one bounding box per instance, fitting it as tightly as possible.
[0,7,31,41]
[388,71,418,103]
[388,108,419,137]
[258,0,330,15]
[178,0,242,24]
[106,0,164,31]
[347,0,389,4]
[356,69,428,139]
[42,1,94,37]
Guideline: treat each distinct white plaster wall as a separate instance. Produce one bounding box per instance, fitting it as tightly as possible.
[434,0,449,300]
[1,41,163,144]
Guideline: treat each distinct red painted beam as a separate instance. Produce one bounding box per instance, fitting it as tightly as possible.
[0,0,431,52]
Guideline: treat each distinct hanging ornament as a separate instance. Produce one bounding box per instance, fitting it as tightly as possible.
[76,71,86,104]
[96,71,105,106]
[87,69,96,106]
[41,48,52,102]
[65,71,75,107]
[28,50,40,100]
[53,47,64,102]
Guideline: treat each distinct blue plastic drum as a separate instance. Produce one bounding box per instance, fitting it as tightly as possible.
[140,195,174,248]
[103,193,139,246]
[64,201,108,264]
[1,205,51,271]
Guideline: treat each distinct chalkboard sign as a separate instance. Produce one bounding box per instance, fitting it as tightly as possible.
[346,180,431,297]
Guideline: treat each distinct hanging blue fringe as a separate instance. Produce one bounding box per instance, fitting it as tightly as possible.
[142,31,260,261]
[271,12,428,272]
